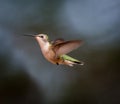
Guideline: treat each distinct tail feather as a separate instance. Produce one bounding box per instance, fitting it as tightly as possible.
[73,61,84,65]
[61,55,84,66]
[64,60,84,66]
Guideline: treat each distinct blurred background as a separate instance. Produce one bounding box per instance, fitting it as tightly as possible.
[0,0,120,104]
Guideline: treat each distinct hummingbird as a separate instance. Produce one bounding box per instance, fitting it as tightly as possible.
[24,34,84,66]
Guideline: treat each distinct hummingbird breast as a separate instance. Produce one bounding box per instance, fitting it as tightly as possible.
[41,48,60,64]
[35,37,62,65]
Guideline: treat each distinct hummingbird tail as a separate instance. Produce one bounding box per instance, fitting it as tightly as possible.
[61,55,84,66]
[73,61,84,65]
[64,60,84,67]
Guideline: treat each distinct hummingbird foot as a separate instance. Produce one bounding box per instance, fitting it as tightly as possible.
[56,63,59,65]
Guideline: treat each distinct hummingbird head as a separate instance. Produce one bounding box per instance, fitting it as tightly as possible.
[36,34,48,41]
[35,34,50,51]
[24,33,50,48]
[24,34,49,42]
[35,34,49,45]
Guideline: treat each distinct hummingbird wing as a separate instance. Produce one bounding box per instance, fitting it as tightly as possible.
[53,40,83,56]
[51,38,65,45]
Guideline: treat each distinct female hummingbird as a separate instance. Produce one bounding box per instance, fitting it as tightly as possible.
[24,34,84,66]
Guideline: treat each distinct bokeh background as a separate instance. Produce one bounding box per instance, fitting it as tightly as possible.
[0,0,120,104]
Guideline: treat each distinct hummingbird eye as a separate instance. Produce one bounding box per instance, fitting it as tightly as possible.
[40,36,44,38]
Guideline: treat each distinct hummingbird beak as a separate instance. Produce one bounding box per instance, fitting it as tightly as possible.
[23,34,37,37]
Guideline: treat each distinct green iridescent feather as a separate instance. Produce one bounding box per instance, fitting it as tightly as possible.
[61,54,80,62]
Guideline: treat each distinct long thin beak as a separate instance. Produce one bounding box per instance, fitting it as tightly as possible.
[23,34,36,37]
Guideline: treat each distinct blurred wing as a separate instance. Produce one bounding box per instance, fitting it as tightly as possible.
[53,40,83,55]
[51,38,64,45]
